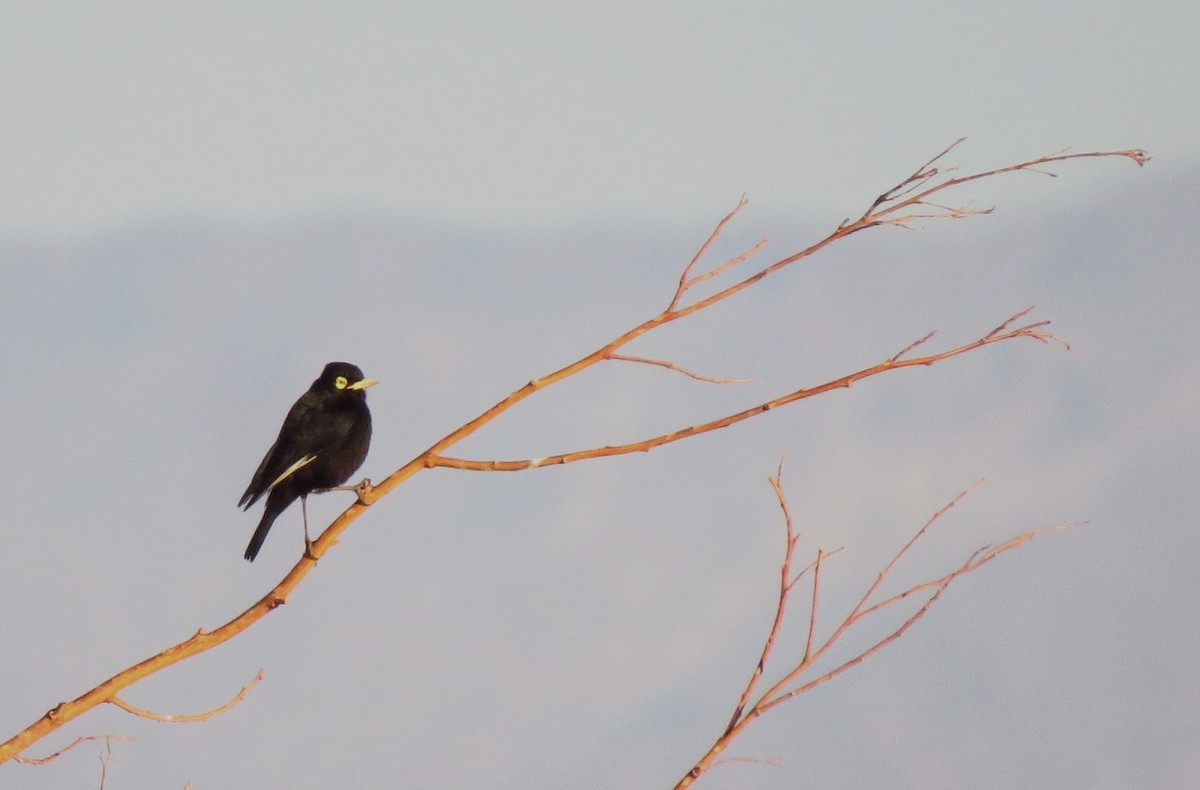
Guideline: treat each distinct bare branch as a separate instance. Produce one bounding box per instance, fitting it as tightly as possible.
[861,138,966,220]
[889,330,938,362]
[430,314,1065,472]
[787,547,842,590]
[98,737,113,790]
[880,204,994,229]
[711,756,782,769]
[802,549,825,664]
[676,237,771,304]
[110,671,264,723]
[12,735,135,766]
[725,464,799,735]
[848,480,986,621]
[985,306,1037,338]
[607,354,758,384]
[364,146,1143,504]
[746,482,988,722]
[857,523,1079,620]
[871,147,1150,231]
[1,141,1139,766]
[669,196,750,312]
[758,558,965,714]
[673,476,1076,789]
[759,524,1079,714]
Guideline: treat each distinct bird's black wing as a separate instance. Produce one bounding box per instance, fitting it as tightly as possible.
[238,391,346,510]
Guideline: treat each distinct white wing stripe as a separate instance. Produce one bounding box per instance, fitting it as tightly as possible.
[268,454,318,491]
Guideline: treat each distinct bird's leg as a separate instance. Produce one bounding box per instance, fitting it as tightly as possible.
[301,495,318,560]
[314,478,374,505]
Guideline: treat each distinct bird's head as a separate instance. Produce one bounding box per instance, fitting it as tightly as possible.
[316,362,379,394]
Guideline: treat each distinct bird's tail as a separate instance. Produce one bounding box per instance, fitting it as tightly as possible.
[244,495,288,562]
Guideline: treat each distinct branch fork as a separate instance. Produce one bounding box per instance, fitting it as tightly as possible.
[676,472,1077,789]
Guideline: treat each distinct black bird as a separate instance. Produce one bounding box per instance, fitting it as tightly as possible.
[239,362,378,562]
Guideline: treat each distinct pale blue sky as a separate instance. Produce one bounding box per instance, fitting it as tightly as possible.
[2,3,1196,789]
[2,1,1193,238]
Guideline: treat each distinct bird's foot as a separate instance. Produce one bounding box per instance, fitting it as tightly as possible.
[316,478,374,505]
[304,535,319,561]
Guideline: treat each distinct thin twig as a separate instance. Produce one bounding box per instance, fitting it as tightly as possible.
[889,330,938,362]
[803,549,825,663]
[711,756,783,769]
[726,463,798,734]
[758,561,966,714]
[431,314,1063,472]
[986,306,1037,338]
[673,478,1076,789]
[98,737,113,790]
[849,480,986,621]
[857,523,1079,619]
[881,205,994,228]
[110,671,264,723]
[12,735,135,766]
[873,148,1150,231]
[678,237,771,301]
[787,547,842,589]
[861,138,966,219]
[608,354,758,384]
[756,525,1080,713]
[669,196,750,311]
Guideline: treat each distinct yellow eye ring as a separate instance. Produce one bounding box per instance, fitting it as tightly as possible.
[334,376,349,389]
